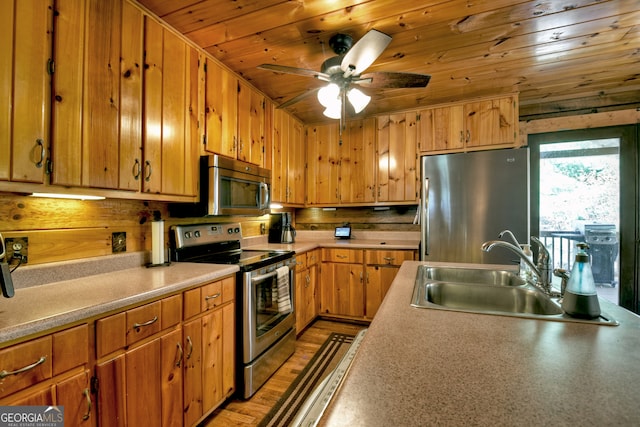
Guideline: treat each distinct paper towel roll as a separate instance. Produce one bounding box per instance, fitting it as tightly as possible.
[152,220,165,265]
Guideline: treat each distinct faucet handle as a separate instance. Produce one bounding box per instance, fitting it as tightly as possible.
[530,236,550,262]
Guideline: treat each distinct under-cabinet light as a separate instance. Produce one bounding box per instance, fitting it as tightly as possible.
[269,203,284,209]
[31,193,106,201]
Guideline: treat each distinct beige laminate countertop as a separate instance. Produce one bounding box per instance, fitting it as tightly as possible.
[319,261,640,426]
[0,262,238,345]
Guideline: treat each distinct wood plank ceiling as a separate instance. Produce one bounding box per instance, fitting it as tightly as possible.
[137,0,640,124]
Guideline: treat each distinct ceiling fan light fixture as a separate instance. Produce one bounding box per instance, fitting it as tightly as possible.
[317,83,340,107]
[347,88,371,114]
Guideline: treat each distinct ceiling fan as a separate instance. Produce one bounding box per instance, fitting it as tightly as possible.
[258,29,431,133]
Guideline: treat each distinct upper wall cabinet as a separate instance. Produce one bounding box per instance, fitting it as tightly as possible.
[143,17,199,197]
[204,59,269,168]
[306,122,341,205]
[376,113,418,203]
[0,0,53,184]
[272,108,304,205]
[417,94,519,154]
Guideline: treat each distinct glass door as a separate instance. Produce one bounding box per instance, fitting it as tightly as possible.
[529,125,639,313]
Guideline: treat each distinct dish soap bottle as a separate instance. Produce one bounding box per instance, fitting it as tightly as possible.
[561,243,601,319]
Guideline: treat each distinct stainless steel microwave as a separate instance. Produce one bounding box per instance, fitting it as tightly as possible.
[169,155,270,217]
[206,155,270,215]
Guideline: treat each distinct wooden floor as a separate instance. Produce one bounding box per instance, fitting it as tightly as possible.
[200,319,367,427]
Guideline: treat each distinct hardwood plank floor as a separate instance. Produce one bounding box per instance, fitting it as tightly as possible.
[200,319,367,426]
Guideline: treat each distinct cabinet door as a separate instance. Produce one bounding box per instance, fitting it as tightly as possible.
[307,123,341,204]
[160,329,183,427]
[377,113,418,202]
[432,104,464,152]
[295,267,307,333]
[465,96,517,148]
[237,81,265,166]
[202,309,224,410]
[183,318,203,426]
[0,0,52,183]
[288,119,306,205]
[204,59,237,158]
[56,370,95,426]
[321,263,364,317]
[96,354,125,427]
[341,118,376,203]
[126,339,162,426]
[365,265,399,319]
[271,109,288,203]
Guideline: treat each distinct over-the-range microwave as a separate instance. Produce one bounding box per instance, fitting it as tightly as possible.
[169,155,270,217]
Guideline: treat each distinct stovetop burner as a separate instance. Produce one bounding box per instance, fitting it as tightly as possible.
[169,222,295,271]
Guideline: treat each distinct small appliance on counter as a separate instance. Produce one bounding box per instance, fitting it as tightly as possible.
[268,213,296,243]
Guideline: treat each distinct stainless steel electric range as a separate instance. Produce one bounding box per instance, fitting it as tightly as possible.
[170,222,296,399]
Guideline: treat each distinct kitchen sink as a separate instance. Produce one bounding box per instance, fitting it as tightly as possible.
[411,265,619,325]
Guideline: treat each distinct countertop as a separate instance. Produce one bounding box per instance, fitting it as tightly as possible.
[319,261,640,426]
[0,262,238,345]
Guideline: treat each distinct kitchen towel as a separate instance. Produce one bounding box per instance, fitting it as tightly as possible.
[276,266,292,314]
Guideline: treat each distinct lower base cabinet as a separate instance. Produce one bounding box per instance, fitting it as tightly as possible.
[295,249,320,333]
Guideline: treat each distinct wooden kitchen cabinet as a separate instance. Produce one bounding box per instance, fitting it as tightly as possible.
[204,59,269,168]
[95,294,183,427]
[0,0,52,184]
[320,249,365,318]
[376,113,419,203]
[143,17,200,197]
[364,249,416,319]
[0,324,94,426]
[182,277,235,426]
[272,108,305,205]
[295,249,320,332]
[306,118,377,205]
[418,95,519,154]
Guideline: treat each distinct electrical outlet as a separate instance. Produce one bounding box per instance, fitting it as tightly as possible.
[5,237,28,264]
[112,232,126,253]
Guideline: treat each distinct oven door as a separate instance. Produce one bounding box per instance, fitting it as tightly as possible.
[242,265,295,364]
[210,166,270,216]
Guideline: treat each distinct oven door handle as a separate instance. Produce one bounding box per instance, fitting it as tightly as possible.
[251,270,279,283]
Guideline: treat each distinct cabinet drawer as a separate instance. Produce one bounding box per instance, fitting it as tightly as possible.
[52,324,89,376]
[184,277,236,320]
[0,336,52,399]
[295,252,308,271]
[365,250,415,266]
[306,249,320,267]
[322,248,363,263]
[97,294,183,358]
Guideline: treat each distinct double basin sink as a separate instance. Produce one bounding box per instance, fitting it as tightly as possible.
[411,265,618,326]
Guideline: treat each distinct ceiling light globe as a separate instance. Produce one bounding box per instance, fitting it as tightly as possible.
[347,88,371,114]
[317,83,340,107]
[323,100,342,119]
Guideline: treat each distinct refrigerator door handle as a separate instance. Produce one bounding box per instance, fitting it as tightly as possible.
[422,177,430,259]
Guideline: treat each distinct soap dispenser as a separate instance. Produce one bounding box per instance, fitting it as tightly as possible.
[561,243,601,319]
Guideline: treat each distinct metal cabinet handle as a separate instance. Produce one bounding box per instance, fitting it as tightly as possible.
[383,257,395,262]
[144,160,152,182]
[360,272,363,283]
[175,342,183,367]
[0,355,47,379]
[34,139,45,168]
[132,316,158,330]
[132,159,141,180]
[186,336,193,359]
[459,131,464,143]
[82,388,91,420]
[466,130,470,143]
[205,292,221,301]
[336,254,348,259]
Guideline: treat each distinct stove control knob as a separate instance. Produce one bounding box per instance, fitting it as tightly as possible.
[185,232,192,239]
[194,231,201,238]
[227,228,233,234]
[234,227,240,233]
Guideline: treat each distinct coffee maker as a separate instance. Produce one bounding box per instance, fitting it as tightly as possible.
[268,213,296,243]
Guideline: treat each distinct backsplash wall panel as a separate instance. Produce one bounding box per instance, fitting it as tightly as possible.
[295,207,420,232]
[0,194,269,265]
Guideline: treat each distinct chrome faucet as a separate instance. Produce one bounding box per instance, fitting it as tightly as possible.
[481,236,557,296]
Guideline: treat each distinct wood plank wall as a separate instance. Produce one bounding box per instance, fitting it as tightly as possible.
[295,207,420,232]
[0,194,270,265]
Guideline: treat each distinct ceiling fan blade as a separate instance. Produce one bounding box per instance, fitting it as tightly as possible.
[258,64,330,81]
[341,29,392,76]
[277,87,321,109]
[354,71,431,88]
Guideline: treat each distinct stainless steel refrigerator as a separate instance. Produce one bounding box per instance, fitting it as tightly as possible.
[420,148,530,265]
